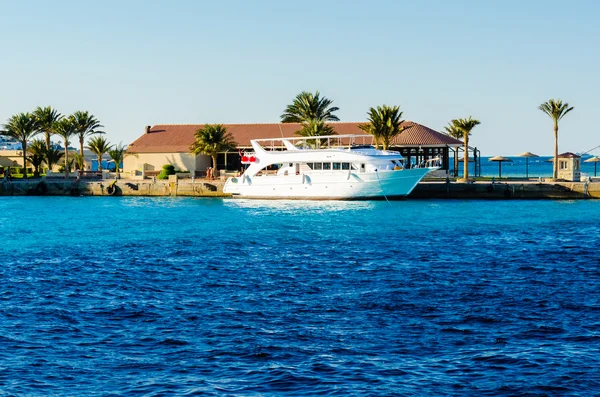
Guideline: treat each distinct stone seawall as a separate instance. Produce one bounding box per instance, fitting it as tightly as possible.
[0,179,228,197]
[1,178,600,199]
[410,180,600,199]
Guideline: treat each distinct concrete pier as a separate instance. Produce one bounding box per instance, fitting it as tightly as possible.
[1,178,600,199]
[410,180,600,200]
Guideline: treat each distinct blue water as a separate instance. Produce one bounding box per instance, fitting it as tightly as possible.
[2,197,600,396]
[456,155,600,178]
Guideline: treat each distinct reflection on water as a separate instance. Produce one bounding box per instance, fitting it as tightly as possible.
[224,198,378,213]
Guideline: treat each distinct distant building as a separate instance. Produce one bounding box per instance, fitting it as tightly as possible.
[557,152,581,181]
[124,122,463,177]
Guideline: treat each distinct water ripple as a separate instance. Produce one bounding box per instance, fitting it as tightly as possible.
[1,197,600,395]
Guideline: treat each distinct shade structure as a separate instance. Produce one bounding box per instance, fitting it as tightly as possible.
[489,156,513,178]
[584,156,600,176]
[517,152,539,178]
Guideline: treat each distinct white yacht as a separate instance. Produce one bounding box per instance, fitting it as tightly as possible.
[223,135,438,200]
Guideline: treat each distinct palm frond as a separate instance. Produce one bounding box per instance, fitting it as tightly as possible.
[281,91,340,123]
[451,117,481,136]
[189,124,237,157]
[33,106,62,150]
[539,98,574,123]
[361,105,408,150]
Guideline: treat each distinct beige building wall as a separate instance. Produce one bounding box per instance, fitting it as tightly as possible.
[124,152,211,175]
[557,157,581,182]
[0,151,24,167]
[195,155,212,173]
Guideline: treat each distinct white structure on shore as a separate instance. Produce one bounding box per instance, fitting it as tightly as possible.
[557,152,581,182]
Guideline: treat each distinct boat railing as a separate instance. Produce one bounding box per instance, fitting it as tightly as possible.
[252,134,376,150]
[409,157,442,169]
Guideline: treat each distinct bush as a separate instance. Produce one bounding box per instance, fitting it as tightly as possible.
[158,164,176,180]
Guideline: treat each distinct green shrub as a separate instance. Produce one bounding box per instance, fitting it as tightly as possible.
[158,164,176,180]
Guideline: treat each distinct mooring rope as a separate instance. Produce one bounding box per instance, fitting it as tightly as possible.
[374,169,391,205]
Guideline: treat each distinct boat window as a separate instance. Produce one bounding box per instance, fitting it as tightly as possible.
[360,163,365,172]
[323,162,331,170]
[289,163,293,167]
[306,163,314,169]
[351,163,359,170]
[313,163,322,170]
[332,162,341,170]
[342,162,350,170]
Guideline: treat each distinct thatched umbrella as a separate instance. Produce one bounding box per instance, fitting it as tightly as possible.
[518,151,539,179]
[584,156,600,177]
[489,156,513,178]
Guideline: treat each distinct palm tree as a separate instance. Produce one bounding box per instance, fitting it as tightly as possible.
[27,139,46,177]
[33,106,62,151]
[74,153,85,171]
[45,147,64,172]
[72,111,104,167]
[444,122,465,176]
[452,117,481,179]
[189,124,237,174]
[1,112,39,178]
[108,143,131,179]
[539,99,574,179]
[87,136,113,172]
[281,91,340,123]
[358,105,409,150]
[444,123,463,140]
[295,119,336,147]
[54,116,78,177]
[296,119,335,137]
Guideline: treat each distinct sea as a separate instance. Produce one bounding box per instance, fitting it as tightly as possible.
[1,197,600,396]
[458,155,600,178]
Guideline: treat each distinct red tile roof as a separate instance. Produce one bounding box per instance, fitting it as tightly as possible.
[558,152,581,158]
[127,122,463,153]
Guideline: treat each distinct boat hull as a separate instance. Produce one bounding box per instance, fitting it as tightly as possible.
[224,168,432,200]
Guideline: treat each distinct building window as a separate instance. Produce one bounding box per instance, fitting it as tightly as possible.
[559,160,568,170]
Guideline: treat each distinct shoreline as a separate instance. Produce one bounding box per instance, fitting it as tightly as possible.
[1,178,600,200]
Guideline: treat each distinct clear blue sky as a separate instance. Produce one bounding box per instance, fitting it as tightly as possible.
[1,0,598,155]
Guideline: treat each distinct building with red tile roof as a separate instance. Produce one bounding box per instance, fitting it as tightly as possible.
[124,122,463,177]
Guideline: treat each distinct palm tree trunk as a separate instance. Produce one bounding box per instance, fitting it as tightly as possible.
[45,131,51,152]
[454,148,459,177]
[79,137,85,170]
[98,155,103,172]
[22,142,28,179]
[463,135,469,179]
[553,124,559,180]
[64,140,69,178]
[212,155,217,179]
